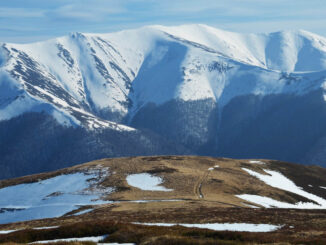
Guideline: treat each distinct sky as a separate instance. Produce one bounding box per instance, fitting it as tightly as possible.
[0,0,326,43]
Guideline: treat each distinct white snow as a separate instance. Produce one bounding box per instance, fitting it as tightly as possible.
[30,235,107,244]
[320,186,326,190]
[33,86,69,108]
[208,165,219,171]
[3,24,326,131]
[155,24,326,72]
[237,168,326,209]
[126,173,173,191]
[134,222,281,232]
[0,172,113,224]
[0,230,19,234]
[73,208,93,216]
[249,160,265,164]
[33,226,59,230]
[0,226,59,234]
[237,195,318,209]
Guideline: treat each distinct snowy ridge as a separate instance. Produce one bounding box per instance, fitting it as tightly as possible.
[155,24,326,72]
[1,24,326,130]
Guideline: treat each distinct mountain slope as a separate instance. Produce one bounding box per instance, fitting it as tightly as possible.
[3,24,326,126]
[2,24,326,178]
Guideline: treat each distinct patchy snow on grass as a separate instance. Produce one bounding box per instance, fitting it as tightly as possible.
[126,173,173,191]
[238,168,326,209]
[208,165,219,171]
[0,230,19,234]
[0,226,59,234]
[33,226,59,230]
[237,194,322,209]
[30,235,107,243]
[249,160,265,164]
[0,171,113,224]
[134,222,281,232]
[73,208,93,216]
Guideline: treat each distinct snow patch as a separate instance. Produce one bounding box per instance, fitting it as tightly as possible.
[0,230,18,234]
[33,226,59,230]
[30,235,107,244]
[249,160,265,164]
[0,226,59,234]
[134,222,281,232]
[126,173,173,191]
[238,168,326,209]
[208,165,219,171]
[73,208,93,216]
[0,170,113,224]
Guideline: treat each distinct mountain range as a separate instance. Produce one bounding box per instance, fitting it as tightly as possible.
[1,24,326,178]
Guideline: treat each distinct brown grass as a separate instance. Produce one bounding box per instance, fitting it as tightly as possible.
[2,156,325,207]
[1,220,326,245]
[2,156,326,244]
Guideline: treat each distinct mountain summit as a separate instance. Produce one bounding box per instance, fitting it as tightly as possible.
[1,24,326,178]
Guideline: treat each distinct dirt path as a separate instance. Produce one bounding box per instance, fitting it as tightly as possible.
[194,170,210,199]
[193,170,243,207]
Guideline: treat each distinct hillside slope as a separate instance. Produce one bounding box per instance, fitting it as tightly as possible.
[1,156,326,225]
[1,156,326,244]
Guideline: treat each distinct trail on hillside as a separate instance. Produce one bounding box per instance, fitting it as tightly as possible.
[194,170,210,199]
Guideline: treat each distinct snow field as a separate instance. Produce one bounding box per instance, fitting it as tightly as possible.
[0,172,113,224]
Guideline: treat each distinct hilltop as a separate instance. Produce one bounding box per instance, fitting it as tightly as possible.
[1,156,326,244]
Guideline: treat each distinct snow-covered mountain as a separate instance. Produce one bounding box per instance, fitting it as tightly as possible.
[1,24,326,178]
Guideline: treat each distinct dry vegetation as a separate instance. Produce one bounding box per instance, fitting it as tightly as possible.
[1,156,326,244]
[1,218,326,245]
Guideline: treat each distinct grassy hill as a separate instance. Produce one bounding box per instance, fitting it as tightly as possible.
[1,156,326,244]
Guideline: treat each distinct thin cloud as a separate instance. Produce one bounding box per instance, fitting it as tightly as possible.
[0,0,326,43]
[0,7,44,18]
[46,3,127,22]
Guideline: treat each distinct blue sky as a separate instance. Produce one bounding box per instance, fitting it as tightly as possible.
[1,0,326,43]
